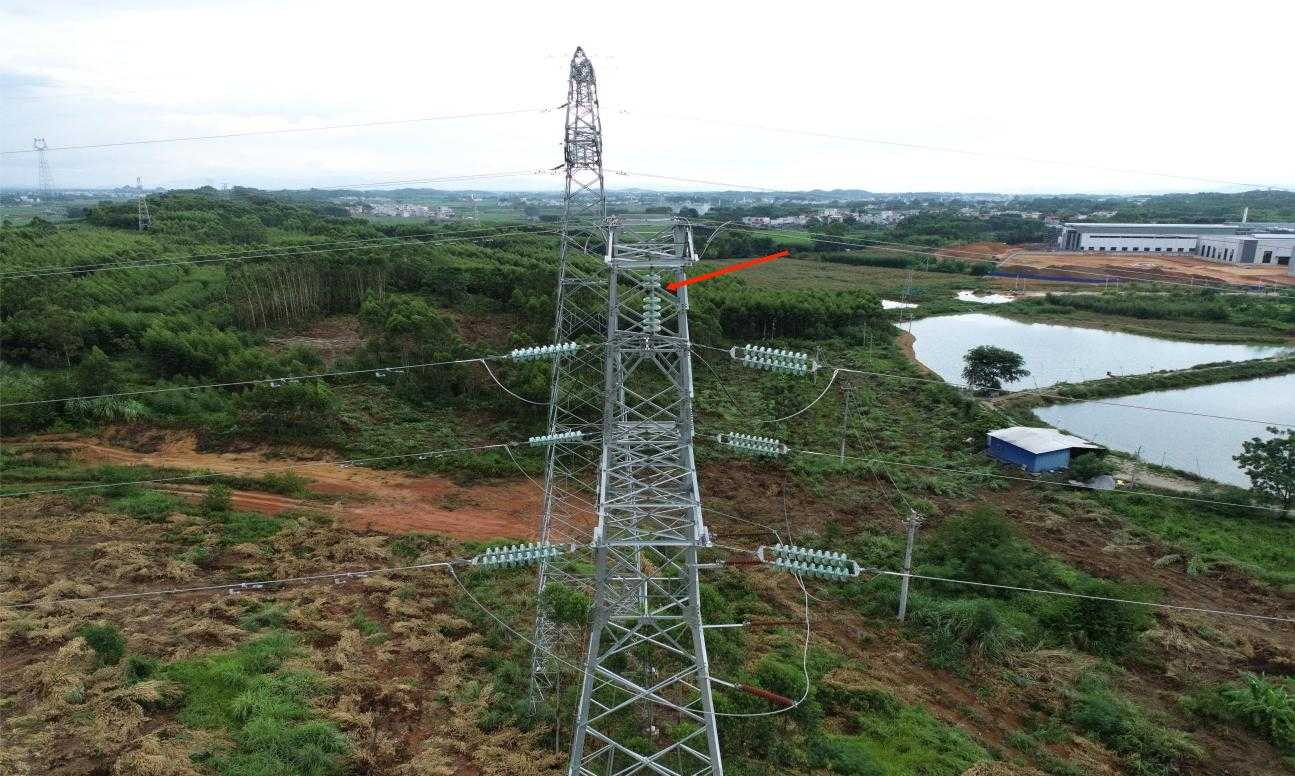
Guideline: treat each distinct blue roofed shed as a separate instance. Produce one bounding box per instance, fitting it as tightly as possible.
[986,426,1103,473]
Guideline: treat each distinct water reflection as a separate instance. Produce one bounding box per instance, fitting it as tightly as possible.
[1035,374,1295,486]
[907,313,1290,390]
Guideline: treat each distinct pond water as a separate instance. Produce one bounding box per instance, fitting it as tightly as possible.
[1035,374,1295,487]
[882,299,918,310]
[906,313,1291,390]
[957,290,1015,304]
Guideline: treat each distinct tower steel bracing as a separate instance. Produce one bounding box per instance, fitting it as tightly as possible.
[529,46,610,707]
[33,138,53,197]
[137,177,152,231]
[567,218,723,775]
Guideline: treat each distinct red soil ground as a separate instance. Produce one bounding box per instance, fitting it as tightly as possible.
[18,433,559,540]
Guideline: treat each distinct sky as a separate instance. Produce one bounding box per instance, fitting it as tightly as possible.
[2,0,1293,195]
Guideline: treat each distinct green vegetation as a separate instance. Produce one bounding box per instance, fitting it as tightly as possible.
[1082,490,1295,586]
[816,686,990,775]
[161,632,349,775]
[962,345,1030,391]
[1187,673,1295,756]
[1234,427,1295,512]
[815,250,994,276]
[1067,673,1202,776]
[1070,452,1116,481]
[834,509,1156,666]
[1008,290,1295,342]
[1008,356,1295,406]
[77,621,126,667]
[6,188,1292,773]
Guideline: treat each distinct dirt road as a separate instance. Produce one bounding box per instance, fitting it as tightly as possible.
[999,250,1295,288]
[20,434,562,540]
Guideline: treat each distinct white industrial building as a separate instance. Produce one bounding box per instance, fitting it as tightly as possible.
[1057,222,1295,267]
[1197,234,1295,266]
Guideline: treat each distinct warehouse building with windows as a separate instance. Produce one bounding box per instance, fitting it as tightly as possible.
[1056,222,1295,266]
[1198,234,1295,266]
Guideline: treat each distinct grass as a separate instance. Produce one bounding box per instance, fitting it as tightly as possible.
[1003,356,1295,408]
[1090,491,1295,587]
[161,632,350,775]
[1005,291,1295,344]
[817,685,990,776]
[1066,672,1202,776]
[110,490,186,521]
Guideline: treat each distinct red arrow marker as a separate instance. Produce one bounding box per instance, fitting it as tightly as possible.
[666,250,789,292]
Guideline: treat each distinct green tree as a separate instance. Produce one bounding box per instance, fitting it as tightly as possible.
[961,345,1030,391]
[74,346,117,397]
[358,293,456,363]
[1071,452,1115,481]
[1234,427,1295,513]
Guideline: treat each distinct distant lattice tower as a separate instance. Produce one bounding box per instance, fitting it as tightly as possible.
[33,138,53,198]
[137,176,152,231]
[527,46,609,711]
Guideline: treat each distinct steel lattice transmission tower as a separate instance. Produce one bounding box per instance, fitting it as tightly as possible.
[137,177,152,231]
[528,47,610,706]
[567,218,724,774]
[33,138,53,198]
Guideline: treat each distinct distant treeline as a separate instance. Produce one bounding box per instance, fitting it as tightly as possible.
[2,189,894,442]
[814,251,995,276]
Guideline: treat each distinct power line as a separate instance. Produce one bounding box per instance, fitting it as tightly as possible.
[690,343,1295,430]
[0,107,554,155]
[267,169,555,191]
[1,223,559,279]
[610,169,779,193]
[0,441,516,499]
[859,568,1295,625]
[785,443,1289,514]
[687,218,1283,293]
[622,110,1294,192]
[828,362,1295,429]
[1,559,459,610]
[0,345,592,408]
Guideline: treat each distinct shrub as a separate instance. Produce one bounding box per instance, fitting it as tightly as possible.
[1040,579,1154,660]
[201,483,233,513]
[1218,674,1295,752]
[540,582,592,628]
[259,471,309,497]
[1189,673,1295,754]
[1071,452,1115,481]
[214,511,284,545]
[77,622,126,667]
[123,655,160,685]
[923,507,1053,592]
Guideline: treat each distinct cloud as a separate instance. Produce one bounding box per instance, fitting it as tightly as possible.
[2,0,1293,193]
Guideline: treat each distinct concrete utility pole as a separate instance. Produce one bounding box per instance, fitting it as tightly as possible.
[839,387,852,463]
[529,46,610,711]
[896,510,922,622]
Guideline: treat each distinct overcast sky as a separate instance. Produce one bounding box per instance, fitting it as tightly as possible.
[2,0,1292,195]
